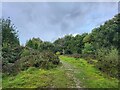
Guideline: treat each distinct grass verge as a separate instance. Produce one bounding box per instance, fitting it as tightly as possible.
[2,65,75,88]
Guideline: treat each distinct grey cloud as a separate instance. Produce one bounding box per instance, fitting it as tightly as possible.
[2,2,118,45]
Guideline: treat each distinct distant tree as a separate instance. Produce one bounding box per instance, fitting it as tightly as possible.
[26,38,43,50]
[40,41,54,51]
[26,38,55,52]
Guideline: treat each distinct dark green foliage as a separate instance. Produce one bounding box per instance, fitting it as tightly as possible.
[90,14,119,49]
[54,34,87,54]
[64,49,73,54]
[2,46,23,64]
[2,18,20,48]
[2,18,21,65]
[1,18,23,75]
[77,48,82,54]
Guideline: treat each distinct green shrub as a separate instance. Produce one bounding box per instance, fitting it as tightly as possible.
[19,51,59,70]
[96,47,118,78]
[3,49,60,75]
[2,46,23,64]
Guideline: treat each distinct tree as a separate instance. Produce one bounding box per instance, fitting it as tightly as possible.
[40,41,54,52]
[26,38,43,50]
[2,18,20,48]
[90,14,119,50]
[2,18,21,64]
[83,34,92,43]
[82,43,94,54]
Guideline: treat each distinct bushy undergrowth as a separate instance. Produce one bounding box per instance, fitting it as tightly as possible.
[96,47,118,78]
[2,47,60,75]
[2,46,23,65]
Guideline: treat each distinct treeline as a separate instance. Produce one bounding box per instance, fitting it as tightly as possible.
[1,14,119,78]
[53,14,119,78]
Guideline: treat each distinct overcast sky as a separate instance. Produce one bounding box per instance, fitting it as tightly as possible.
[2,2,118,45]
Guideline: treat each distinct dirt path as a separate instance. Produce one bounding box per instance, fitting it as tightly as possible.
[60,60,82,88]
